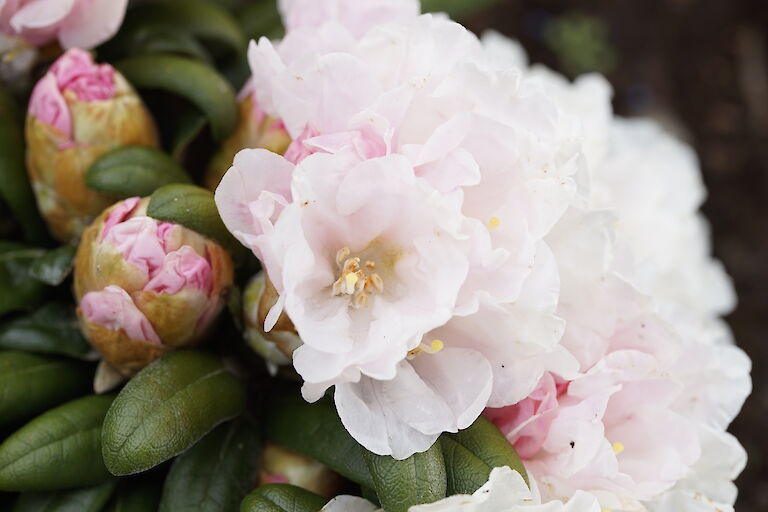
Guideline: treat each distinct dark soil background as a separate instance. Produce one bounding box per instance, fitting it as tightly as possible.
[466,0,767,509]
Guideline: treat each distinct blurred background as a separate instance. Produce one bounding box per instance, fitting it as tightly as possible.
[459,0,767,508]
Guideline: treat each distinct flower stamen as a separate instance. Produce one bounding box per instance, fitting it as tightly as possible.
[332,247,384,308]
[407,339,445,359]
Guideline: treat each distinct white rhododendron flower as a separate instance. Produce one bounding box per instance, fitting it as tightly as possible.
[219,7,587,459]
[215,0,750,508]
[322,467,601,512]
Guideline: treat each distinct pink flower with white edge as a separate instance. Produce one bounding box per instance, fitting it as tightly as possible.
[26,48,157,243]
[74,197,234,375]
[322,467,602,512]
[0,0,128,49]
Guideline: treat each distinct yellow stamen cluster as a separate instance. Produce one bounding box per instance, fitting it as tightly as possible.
[612,441,625,454]
[332,247,384,308]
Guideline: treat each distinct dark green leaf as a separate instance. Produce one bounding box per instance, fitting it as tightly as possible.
[240,484,327,512]
[28,246,76,286]
[159,417,261,512]
[13,482,115,512]
[104,479,162,512]
[0,395,114,491]
[238,0,284,41]
[0,302,92,358]
[114,0,246,58]
[102,350,246,476]
[128,26,212,63]
[0,245,47,316]
[0,351,91,427]
[86,146,192,198]
[0,86,49,246]
[170,110,208,161]
[265,395,373,489]
[363,443,446,512]
[116,54,238,141]
[440,416,527,495]
[147,184,246,263]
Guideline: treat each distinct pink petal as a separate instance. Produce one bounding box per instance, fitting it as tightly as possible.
[81,285,161,343]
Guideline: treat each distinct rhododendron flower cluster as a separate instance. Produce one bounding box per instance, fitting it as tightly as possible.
[213,0,750,510]
[75,197,233,375]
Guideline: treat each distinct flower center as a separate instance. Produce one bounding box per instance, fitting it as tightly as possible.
[332,247,384,308]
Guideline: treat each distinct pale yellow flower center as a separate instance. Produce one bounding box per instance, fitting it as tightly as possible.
[407,339,445,359]
[332,246,384,309]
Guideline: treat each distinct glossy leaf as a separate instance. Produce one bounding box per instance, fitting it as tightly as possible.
[240,484,327,512]
[265,395,373,488]
[147,184,246,263]
[86,146,192,199]
[363,443,446,512]
[0,351,91,426]
[159,418,261,512]
[0,395,114,491]
[0,302,92,358]
[102,351,246,476]
[0,86,48,245]
[0,244,47,316]
[28,246,76,286]
[116,54,238,141]
[13,482,115,512]
[440,416,527,495]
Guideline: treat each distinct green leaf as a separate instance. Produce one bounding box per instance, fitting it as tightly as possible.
[238,0,284,41]
[0,302,92,358]
[159,417,261,512]
[86,146,192,199]
[0,395,114,491]
[0,245,47,316]
[28,246,77,286]
[147,184,246,263]
[240,484,327,512]
[126,26,213,64]
[0,351,91,427]
[0,86,49,246]
[363,442,446,512]
[440,416,527,495]
[13,482,115,512]
[102,350,246,476]
[116,54,238,141]
[265,395,373,489]
[420,0,503,19]
[104,479,162,512]
[169,110,208,162]
[115,0,246,58]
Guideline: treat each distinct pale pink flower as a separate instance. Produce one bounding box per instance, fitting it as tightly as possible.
[322,467,601,512]
[278,0,419,39]
[0,0,128,49]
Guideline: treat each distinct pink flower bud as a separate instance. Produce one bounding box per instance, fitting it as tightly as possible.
[204,81,290,190]
[74,197,234,375]
[26,49,158,243]
[243,272,301,367]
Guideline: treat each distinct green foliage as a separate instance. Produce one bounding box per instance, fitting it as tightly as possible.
[0,395,114,491]
[0,302,92,358]
[159,418,262,512]
[116,54,238,141]
[0,351,91,427]
[12,482,115,512]
[86,146,193,199]
[440,416,527,495]
[363,443,447,512]
[264,395,374,488]
[101,351,246,476]
[240,484,327,512]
